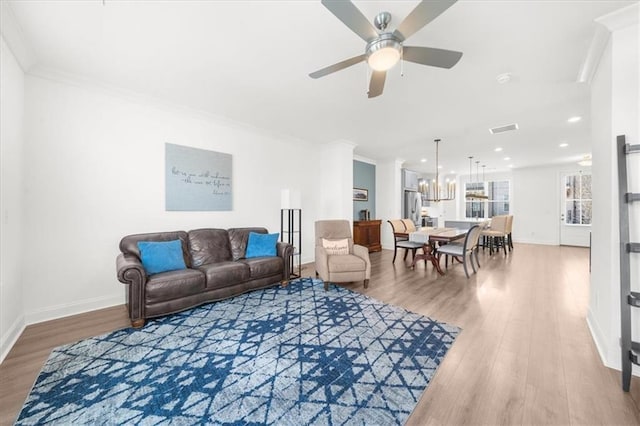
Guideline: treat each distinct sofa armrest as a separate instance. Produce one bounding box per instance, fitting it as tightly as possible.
[352,244,371,280]
[276,241,294,281]
[315,246,329,281]
[116,253,147,326]
[117,253,146,284]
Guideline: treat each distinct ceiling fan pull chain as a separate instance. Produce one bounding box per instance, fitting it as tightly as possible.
[401,47,404,77]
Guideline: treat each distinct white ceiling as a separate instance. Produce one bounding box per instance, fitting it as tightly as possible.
[5,0,635,175]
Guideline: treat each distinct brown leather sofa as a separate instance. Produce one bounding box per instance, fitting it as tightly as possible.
[116,227,294,327]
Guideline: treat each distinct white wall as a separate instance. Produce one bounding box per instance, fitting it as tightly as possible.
[318,140,355,222]
[0,37,26,362]
[589,4,639,377]
[451,166,591,246]
[20,73,324,325]
[376,159,403,249]
[514,165,593,246]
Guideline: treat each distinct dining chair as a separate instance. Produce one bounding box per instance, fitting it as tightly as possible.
[478,219,491,251]
[481,215,509,255]
[436,224,482,278]
[400,219,417,233]
[505,215,514,250]
[387,220,423,263]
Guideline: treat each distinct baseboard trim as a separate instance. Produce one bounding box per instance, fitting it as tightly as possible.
[587,308,640,378]
[587,308,609,366]
[0,314,26,364]
[25,294,124,326]
[511,238,558,246]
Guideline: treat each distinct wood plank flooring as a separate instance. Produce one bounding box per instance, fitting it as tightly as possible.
[1,244,638,425]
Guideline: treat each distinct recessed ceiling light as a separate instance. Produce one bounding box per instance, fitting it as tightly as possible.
[503,157,511,161]
[438,165,443,169]
[496,72,512,84]
[420,158,427,162]
[568,116,582,123]
[508,164,515,168]
[450,170,456,174]
[494,147,503,152]
[559,142,569,148]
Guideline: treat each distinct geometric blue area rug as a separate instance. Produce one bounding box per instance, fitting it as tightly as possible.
[16,278,460,425]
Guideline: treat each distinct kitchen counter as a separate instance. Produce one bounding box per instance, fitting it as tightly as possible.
[444,219,486,229]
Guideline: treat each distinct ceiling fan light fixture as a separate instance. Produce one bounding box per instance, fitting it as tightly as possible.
[366,37,402,71]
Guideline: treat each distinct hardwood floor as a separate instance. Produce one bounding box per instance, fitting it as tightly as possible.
[1,244,638,425]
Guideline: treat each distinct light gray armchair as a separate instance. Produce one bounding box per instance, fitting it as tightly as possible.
[314,220,371,291]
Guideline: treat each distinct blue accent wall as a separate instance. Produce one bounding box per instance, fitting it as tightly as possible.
[353,160,375,220]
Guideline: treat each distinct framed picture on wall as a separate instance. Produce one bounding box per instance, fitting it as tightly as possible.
[353,188,368,201]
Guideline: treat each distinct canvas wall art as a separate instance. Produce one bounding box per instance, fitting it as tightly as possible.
[165,143,232,211]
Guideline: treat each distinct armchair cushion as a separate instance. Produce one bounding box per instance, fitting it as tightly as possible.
[328,254,366,273]
[322,238,349,255]
[137,240,186,275]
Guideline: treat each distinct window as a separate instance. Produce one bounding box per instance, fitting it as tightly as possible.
[465,180,510,219]
[564,173,591,225]
[488,181,510,217]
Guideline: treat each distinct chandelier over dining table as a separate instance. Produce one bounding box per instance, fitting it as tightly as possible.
[465,156,489,200]
[422,139,456,202]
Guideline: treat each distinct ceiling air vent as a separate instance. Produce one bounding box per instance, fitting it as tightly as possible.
[489,123,519,134]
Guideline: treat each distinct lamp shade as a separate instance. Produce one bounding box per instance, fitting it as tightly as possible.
[280,189,301,209]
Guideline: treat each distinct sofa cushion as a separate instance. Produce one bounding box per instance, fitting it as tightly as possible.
[228,228,268,260]
[240,257,284,279]
[137,240,187,275]
[245,232,279,258]
[198,261,251,289]
[328,254,366,273]
[188,228,232,267]
[120,231,191,268]
[145,269,206,305]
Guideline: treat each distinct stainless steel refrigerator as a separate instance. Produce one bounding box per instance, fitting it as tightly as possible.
[403,190,422,228]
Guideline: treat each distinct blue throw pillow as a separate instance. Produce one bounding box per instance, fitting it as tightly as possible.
[245,232,279,258]
[137,240,186,275]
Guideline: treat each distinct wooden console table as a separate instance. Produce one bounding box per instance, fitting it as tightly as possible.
[353,220,382,252]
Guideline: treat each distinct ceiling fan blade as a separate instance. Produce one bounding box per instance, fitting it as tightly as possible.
[309,54,366,79]
[393,0,458,42]
[368,71,386,98]
[321,0,379,42]
[402,46,463,69]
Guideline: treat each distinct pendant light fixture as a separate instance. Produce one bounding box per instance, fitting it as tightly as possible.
[465,156,488,199]
[423,139,456,202]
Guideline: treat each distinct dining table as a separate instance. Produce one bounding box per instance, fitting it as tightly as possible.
[408,227,468,275]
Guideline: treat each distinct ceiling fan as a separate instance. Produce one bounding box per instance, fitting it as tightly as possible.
[309,0,463,98]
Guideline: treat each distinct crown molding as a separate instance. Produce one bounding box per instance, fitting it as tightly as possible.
[353,155,376,165]
[326,139,358,150]
[0,1,36,71]
[595,2,639,32]
[576,24,610,84]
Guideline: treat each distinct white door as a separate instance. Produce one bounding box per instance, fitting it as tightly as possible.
[560,171,592,247]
